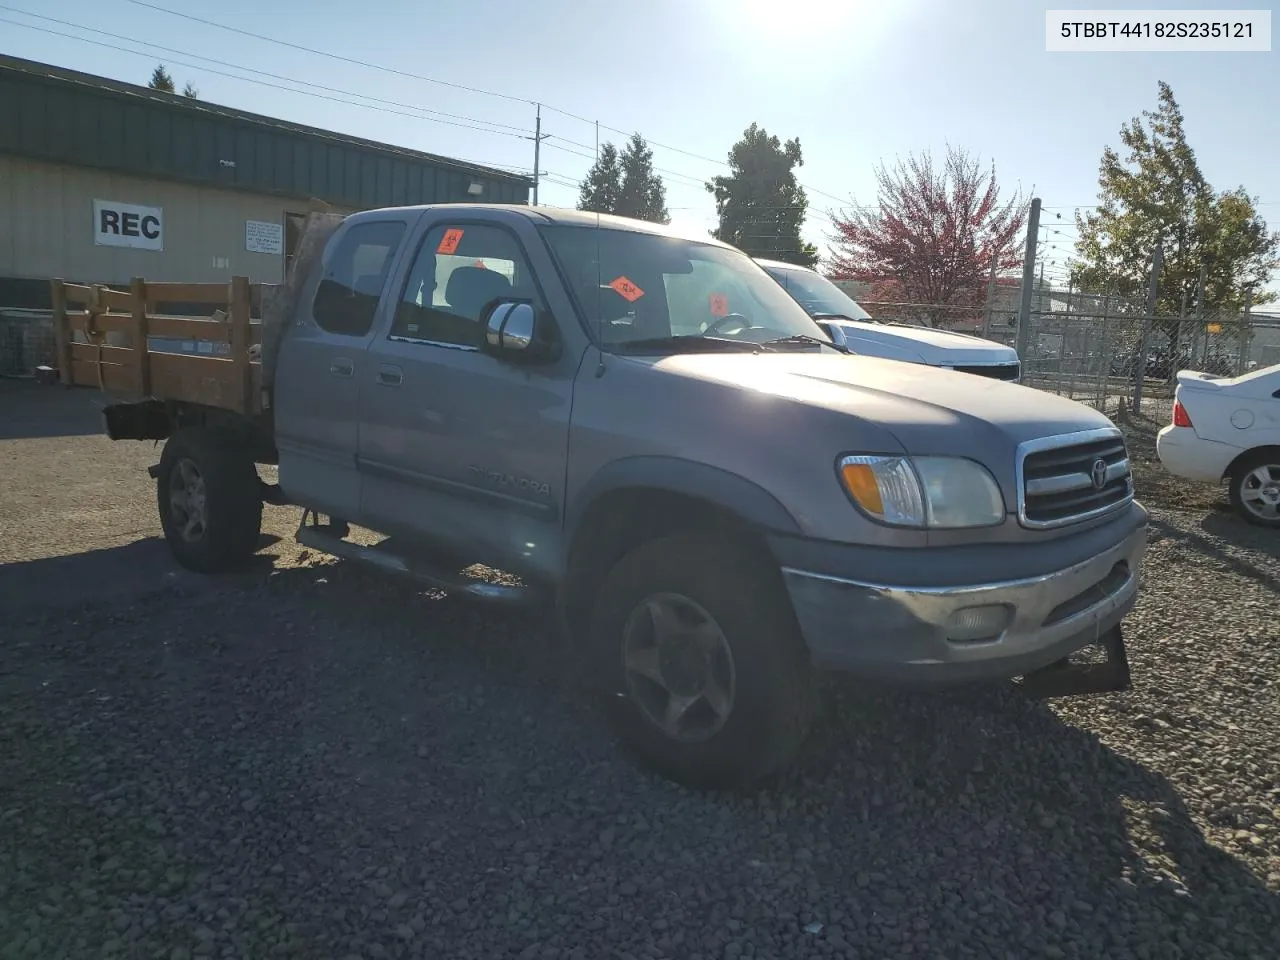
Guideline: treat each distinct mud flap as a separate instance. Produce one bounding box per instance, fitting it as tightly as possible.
[1018,624,1131,699]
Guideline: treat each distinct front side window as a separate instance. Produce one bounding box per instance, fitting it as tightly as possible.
[311,219,407,336]
[389,223,531,347]
[540,225,831,351]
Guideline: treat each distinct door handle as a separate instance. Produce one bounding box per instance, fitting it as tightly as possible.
[377,364,403,387]
[329,358,354,377]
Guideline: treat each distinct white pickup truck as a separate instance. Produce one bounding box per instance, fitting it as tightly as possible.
[756,258,1022,382]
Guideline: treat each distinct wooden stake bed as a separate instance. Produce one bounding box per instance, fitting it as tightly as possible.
[50,276,267,416]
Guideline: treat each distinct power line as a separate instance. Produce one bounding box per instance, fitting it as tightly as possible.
[116,0,858,212]
[541,140,708,190]
[1,6,533,139]
[0,15,538,150]
[121,0,533,106]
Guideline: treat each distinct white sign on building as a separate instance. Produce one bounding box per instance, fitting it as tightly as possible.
[245,219,284,255]
[93,199,163,250]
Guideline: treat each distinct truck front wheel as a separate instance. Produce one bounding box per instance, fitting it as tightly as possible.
[589,533,816,789]
[156,428,263,573]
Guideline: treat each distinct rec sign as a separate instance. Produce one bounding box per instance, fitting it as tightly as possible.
[93,199,163,251]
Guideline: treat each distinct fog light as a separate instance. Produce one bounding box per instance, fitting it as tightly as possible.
[944,604,1013,642]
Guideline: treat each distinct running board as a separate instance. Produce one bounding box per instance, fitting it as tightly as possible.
[294,520,536,605]
[1018,624,1131,699]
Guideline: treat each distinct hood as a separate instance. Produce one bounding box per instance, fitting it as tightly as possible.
[832,319,1017,366]
[641,350,1116,454]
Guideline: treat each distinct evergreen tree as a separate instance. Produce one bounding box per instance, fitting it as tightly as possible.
[577,143,622,215]
[707,122,818,267]
[616,133,670,224]
[148,64,175,93]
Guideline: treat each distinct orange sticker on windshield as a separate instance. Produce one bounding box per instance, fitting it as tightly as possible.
[437,228,464,255]
[708,293,729,317]
[608,276,644,302]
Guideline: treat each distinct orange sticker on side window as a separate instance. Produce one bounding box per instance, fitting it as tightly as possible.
[437,228,464,255]
[608,276,644,302]
[708,293,729,317]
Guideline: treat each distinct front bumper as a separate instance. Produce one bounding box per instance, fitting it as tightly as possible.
[779,520,1147,684]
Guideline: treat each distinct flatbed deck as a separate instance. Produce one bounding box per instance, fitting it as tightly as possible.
[50,276,271,415]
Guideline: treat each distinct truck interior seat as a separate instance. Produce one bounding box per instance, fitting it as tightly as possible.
[445,266,511,319]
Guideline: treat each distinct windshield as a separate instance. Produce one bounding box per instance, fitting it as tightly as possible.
[539,225,835,350]
[760,263,875,322]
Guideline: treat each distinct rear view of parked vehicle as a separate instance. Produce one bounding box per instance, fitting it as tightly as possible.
[1156,362,1280,526]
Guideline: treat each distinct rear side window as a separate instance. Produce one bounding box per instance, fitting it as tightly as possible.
[311,220,407,336]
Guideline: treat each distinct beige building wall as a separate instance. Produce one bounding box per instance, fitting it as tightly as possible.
[0,156,343,287]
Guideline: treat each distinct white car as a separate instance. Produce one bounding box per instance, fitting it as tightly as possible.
[1156,362,1280,527]
[755,258,1022,382]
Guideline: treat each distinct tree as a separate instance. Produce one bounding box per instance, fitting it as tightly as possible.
[148,64,175,93]
[182,82,199,99]
[1070,81,1277,325]
[578,142,622,215]
[825,144,1026,326]
[616,133,669,224]
[706,122,818,267]
[577,134,669,224]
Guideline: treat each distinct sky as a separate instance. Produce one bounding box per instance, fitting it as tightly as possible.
[3,0,1278,294]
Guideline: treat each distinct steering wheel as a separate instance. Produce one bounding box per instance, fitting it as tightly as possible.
[703,312,754,336]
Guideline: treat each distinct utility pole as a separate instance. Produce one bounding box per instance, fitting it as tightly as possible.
[527,103,549,206]
[1238,287,1253,375]
[1191,262,1206,364]
[982,255,998,338]
[1132,243,1163,411]
[1014,197,1041,360]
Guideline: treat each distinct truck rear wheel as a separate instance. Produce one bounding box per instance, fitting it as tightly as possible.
[156,428,263,573]
[589,533,815,789]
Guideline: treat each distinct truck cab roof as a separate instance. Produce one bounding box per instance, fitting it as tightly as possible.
[342,202,740,248]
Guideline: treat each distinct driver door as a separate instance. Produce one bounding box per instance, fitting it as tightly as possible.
[356,215,579,580]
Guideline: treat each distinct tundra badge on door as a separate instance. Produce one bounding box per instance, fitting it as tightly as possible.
[468,465,551,497]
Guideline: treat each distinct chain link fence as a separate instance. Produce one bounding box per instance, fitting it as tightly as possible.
[838,278,1273,421]
[0,310,57,378]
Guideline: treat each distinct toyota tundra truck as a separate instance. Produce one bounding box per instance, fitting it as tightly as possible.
[50,204,1147,789]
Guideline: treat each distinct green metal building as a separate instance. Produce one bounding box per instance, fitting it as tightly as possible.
[0,54,531,310]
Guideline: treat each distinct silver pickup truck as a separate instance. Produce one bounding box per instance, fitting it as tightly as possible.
[91,204,1147,789]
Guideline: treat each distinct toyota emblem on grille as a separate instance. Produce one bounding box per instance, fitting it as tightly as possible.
[1090,458,1109,490]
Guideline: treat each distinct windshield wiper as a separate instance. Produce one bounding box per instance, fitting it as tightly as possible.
[810,312,867,324]
[763,334,851,354]
[610,335,762,354]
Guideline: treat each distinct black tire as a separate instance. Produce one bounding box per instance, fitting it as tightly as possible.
[589,532,816,789]
[156,427,263,573]
[1228,450,1280,529]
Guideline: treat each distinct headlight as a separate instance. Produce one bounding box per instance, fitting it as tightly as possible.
[837,454,1005,528]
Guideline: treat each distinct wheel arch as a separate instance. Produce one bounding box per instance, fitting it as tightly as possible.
[1223,444,1280,481]
[104,400,276,463]
[558,457,802,643]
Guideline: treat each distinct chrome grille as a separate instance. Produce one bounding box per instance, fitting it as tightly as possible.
[1017,429,1133,529]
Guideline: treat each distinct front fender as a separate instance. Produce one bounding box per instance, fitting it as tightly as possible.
[565,455,803,542]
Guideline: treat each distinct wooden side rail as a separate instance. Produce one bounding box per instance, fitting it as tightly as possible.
[50,275,267,416]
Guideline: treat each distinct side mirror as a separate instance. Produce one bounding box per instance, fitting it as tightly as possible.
[483,300,559,363]
[816,320,849,350]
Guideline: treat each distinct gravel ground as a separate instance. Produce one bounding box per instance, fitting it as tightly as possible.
[2,379,1278,960]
